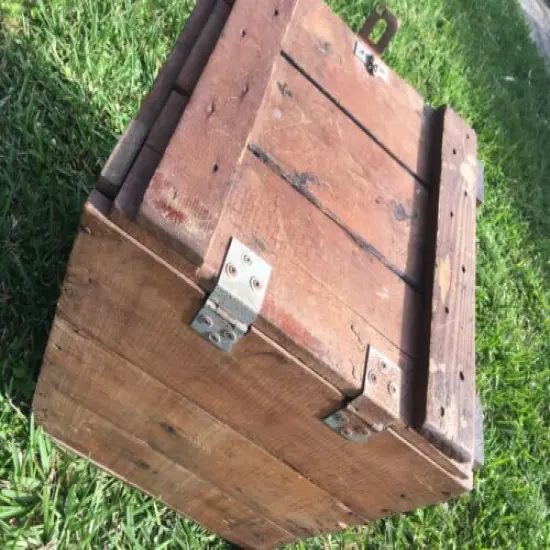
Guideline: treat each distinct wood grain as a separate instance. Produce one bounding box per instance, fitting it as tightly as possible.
[419,107,477,464]
[97,0,218,199]
[138,0,299,265]
[282,0,435,184]
[248,57,428,287]
[53,203,469,523]
[37,317,361,538]
[201,151,422,392]
[34,387,294,550]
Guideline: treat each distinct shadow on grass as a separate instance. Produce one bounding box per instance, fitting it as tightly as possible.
[0,29,114,409]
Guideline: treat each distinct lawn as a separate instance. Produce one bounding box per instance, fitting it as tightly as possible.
[1,0,549,548]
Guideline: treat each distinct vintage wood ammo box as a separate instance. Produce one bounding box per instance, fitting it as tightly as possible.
[34,0,483,547]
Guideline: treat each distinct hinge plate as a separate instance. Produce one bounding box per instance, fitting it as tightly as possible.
[324,347,402,442]
[191,238,272,352]
[354,41,390,82]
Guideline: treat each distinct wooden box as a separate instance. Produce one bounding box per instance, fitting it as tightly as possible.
[34,0,483,547]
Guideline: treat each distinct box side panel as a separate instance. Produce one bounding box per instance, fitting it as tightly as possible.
[418,107,477,464]
[45,203,470,525]
[36,316,362,539]
[282,0,434,185]
[34,387,293,550]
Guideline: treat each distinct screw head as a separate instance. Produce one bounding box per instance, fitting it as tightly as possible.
[209,333,221,345]
[198,314,213,328]
[242,253,253,267]
[356,425,371,437]
[379,360,389,373]
[250,276,263,292]
[226,263,238,278]
[367,370,377,385]
[340,427,354,438]
[222,330,236,342]
[388,381,398,397]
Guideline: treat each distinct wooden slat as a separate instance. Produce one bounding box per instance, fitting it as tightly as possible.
[34,388,294,550]
[248,57,428,287]
[97,0,218,199]
[175,0,233,95]
[37,317,361,538]
[53,203,469,524]
[419,107,477,463]
[201,151,421,392]
[137,0,299,265]
[146,91,189,155]
[281,0,435,184]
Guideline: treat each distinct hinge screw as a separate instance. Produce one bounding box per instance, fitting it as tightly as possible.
[388,381,398,397]
[226,263,238,278]
[242,253,253,267]
[341,427,354,438]
[379,360,389,373]
[222,330,236,342]
[250,276,263,292]
[198,314,213,328]
[209,333,221,345]
[367,370,377,385]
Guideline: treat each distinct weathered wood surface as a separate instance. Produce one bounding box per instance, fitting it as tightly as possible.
[201,150,421,393]
[282,0,435,184]
[36,317,361,539]
[419,107,477,463]
[34,388,294,549]
[51,204,469,524]
[146,91,189,155]
[97,0,218,199]
[248,57,428,288]
[175,0,233,95]
[138,0,299,265]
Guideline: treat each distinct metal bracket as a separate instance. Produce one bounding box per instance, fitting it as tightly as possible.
[191,238,272,352]
[354,41,390,82]
[324,347,403,442]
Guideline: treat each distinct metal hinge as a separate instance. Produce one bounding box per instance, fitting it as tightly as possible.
[324,347,403,442]
[354,41,390,82]
[191,238,272,352]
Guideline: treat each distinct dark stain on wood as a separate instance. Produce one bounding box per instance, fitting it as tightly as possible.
[277,81,293,97]
[153,198,187,225]
[392,201,408,222]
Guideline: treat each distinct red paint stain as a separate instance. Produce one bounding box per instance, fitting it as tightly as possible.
[153,198,186,225]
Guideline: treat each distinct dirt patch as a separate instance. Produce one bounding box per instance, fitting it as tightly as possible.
[519,0,550,64]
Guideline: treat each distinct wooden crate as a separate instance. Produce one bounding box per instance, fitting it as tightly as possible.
[34,0,484,547]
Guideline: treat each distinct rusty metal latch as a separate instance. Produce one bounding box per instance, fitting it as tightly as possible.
[191,238,272,352]
[355,6,399,81]
[324,347,403,442]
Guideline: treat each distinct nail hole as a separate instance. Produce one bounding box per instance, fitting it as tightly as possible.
[440,406,445,417]
[462,265,466,273]
[442,490,451,497]
[450,211,454,218]
[452,148,457,155]
[444,306,450,314]
[466,134,470,140]
[381,508,390,514]
[459,371,465,381]
[274,8,279,16]
[400,493,407,499]
[88,277,93,284]
[240,29,246,38]
[464,190,468,197]
[212,163,219,173]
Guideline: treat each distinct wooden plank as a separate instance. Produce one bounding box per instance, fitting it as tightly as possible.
[37,317,362,538]
[146,91,189,155]
[114,145,162,219]
[281,0,435,184]
[137,0,299,265]
[34,388,294,550]
[175,0,233,95]
[248,57,428,287]
[96,0,218,199]
[419,107,477,463]
[55,203,469,523]
[201,151,422,392]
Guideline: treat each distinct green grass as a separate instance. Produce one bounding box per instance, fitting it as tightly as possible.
[1,0,549,547]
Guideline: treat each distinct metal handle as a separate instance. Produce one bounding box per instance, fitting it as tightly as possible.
[359,7,400,56]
